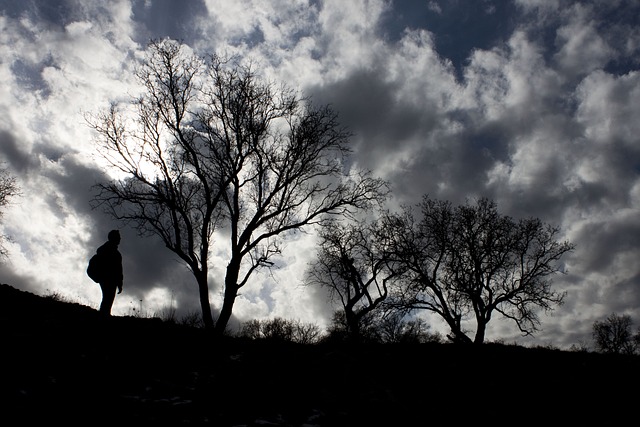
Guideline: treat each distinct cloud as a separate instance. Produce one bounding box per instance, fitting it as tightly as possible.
[0,130,36,173]
[131,0,207,45]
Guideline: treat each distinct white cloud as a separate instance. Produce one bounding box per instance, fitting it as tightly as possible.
[554,4,615,78]
[315,0,389,81]
[427,1,442,14]
[576,70,640,145]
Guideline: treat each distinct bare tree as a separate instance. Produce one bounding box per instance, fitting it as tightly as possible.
[238,317,323,344]
[376,312,442,344]
[0,167,20,259]
[293,321,324,345]
[592,313,638,355]
[383,196,574,344]
[305,219,399,341]
[88,39,387,334]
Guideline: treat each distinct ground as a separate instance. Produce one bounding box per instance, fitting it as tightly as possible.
[1,283,637,426]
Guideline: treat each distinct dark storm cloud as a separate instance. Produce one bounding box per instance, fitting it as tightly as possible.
[1,0,74,23]
[608,272,640,313]
[130,0,207,45]
[44,156,105,218]
[573,215,640,276]
[0,130,35,174]
[10,57,55,97]
[308,67,437,166]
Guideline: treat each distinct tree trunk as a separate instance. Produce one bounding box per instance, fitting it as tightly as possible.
[443,311,473,344]
[345,309,360,341]
[196,270,215,329]
[448,330,473,344]
[474,320,486,345]
[446,319,473,344]
[214,258,240,337]
[214,291,236,337]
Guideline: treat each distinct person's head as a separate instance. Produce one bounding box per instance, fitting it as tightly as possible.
[108,229,121,244]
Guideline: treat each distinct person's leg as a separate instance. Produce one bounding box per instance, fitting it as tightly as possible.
[99,282,117,315]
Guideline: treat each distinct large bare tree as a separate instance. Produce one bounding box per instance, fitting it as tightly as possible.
[88,39,387,334]
[383,196,574,344]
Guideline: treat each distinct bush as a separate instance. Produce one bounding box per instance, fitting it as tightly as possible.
[238,317,324,344]
[592,313,639,355]
[325,310,442,344]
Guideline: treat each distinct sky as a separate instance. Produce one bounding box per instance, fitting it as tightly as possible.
[0,0,639,349]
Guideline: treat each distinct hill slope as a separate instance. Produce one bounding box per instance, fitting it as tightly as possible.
[1,283,637,426]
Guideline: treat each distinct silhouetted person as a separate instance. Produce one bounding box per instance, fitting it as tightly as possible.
[96,229,123,316]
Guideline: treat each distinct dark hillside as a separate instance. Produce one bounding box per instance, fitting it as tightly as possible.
[1,283,637,426]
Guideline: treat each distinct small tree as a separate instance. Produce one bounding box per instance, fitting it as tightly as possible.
[592,313,638,355]
[306,219,399,341]
[384,196,574,344]
[240,319,262,340]
[0,167,20,259]
[89,39,387,334]
[260,317,296,342]
[293,321,324,345]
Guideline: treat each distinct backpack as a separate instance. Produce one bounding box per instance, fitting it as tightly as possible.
[86,253,103,283]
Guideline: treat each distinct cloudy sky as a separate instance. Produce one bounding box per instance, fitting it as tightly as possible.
[1,0,639,348]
